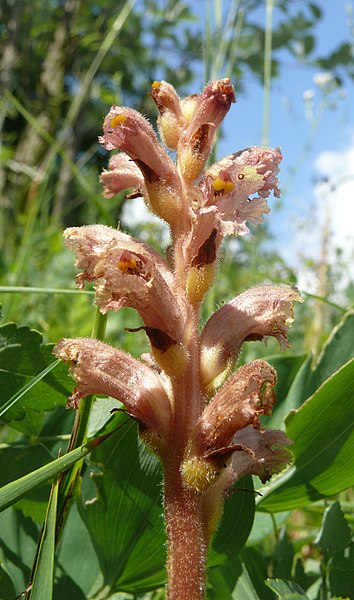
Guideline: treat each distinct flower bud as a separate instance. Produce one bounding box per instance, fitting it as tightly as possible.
[99,106,183,225]
[53,338,172,438]
[178,79,236,182]
[150,80,184,149]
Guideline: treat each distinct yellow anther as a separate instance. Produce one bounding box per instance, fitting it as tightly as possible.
[117,257,137,273]
[212,178,235,193]
[110,114,127,128]
[152,81,161,89]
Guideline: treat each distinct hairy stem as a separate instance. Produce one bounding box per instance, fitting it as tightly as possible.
[163,290,207,598]
[164,463,207,600]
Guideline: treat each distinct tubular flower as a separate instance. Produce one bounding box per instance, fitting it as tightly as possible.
[63,224,188,343]
[192,145,282,245]
[200,285,302,394]
[196,360,277,455]
[99,106,184,225]
[181,360,279,492]
[178,78,236,182]
[54,338,172,438]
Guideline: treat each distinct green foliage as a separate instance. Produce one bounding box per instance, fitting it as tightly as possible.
[0,322,71,433]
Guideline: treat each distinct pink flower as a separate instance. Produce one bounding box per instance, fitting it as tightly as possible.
[99,106,185,225]
[54,337,172,437]
[194,360,277,456]
[63,224,188,343]
[200,285,302,393]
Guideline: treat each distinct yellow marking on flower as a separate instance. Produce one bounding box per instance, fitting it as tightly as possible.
[110,114,127,128]
[152,344,189,377]
[212,178,235,193]
[186,263,216,303]
[152,80,161,89]
[117,257,137,273]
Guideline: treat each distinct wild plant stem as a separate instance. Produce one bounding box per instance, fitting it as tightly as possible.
[163,265,207,597]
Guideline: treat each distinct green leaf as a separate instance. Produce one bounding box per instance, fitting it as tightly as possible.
[308,3,322,20]
[0,508,39,594]
[329,545,354,599]
[0,323,72,434]
[0,435,106,513]
[0,443,56,522]
[79,413,166,595]
[273,528,294,580]
[263,354,307,429]
[55,501,101,598]
[209,476,255,566]
[30,479,59,599]
[0,565,16,600]
[247,511,289,545]
[208,548,275,600]
[266,578,310,598]
[279,312,354,422]
[315,501,351,555]
[258,358,354,511]
[207,556,242,600]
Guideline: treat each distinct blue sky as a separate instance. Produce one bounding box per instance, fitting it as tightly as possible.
[210,1,354,292]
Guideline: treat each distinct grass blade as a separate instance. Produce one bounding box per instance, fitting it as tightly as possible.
[29,479,59,600]
[0,432,112,513]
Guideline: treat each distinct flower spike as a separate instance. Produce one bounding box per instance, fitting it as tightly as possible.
[54,79,299,599]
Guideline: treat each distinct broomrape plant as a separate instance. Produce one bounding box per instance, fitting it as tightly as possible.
[54,79,301,599]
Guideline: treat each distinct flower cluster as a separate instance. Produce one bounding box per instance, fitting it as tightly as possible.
[54,79,300,515]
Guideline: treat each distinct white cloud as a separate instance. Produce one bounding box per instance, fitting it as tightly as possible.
[313,141,354,262]
[272,138,354,295]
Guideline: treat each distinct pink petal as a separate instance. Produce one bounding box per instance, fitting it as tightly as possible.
[54,337,172,436]
[227,426,293,484]
[197,146,282,237]
[99,152,145,199]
